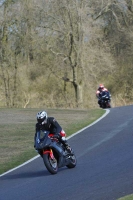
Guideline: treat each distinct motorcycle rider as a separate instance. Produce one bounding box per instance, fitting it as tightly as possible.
[96,84,108,107]
[34,111,72,157]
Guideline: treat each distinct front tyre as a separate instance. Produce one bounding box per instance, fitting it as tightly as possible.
[66,154,77,168]
[107,102,111,108]
[43,154,58,174]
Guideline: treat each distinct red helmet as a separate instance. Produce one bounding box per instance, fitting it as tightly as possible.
[98,84,104,90]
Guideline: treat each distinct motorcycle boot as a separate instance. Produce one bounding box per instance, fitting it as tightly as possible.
[61,137,72,153]
[65,144,72,153]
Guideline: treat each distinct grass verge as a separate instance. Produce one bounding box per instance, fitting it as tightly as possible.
[117,194,133,200]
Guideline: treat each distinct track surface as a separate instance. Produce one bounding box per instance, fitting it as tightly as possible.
[0,105,133,200]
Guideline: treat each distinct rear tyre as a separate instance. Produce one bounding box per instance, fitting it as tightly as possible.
[43,154,58,174]
[66,154,77,168]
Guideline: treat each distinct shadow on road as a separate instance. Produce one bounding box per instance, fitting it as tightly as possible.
[0,166,69,180]
[0,170,50,180]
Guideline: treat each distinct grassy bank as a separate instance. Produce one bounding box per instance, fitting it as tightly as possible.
[0,108,105,175]
[118,194,133,200]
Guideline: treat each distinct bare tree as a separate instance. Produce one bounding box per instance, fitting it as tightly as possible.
[0,0,133,108]
[35,0,91,107]
[93,0,133,105]
[0,0,18,107]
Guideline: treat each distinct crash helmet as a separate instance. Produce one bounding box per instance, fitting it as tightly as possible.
[98,84,104,91]
[37,111,48,125]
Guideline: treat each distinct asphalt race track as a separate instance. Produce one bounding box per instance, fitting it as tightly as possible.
[0,105,133,200]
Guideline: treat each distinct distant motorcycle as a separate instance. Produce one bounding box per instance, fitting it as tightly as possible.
[35,131,77,174]
[99,91,111,108]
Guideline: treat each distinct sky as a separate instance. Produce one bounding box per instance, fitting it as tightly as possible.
[0,0,4,6]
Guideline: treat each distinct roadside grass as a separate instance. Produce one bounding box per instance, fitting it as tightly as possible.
[118,194,133,200]
[0,108,105,175]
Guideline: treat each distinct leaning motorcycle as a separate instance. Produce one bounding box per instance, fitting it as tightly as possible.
[99,91,111,108]
[35,131,77,174]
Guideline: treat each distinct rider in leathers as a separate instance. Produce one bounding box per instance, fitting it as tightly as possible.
[96,84,108,107]
[34,111,72,157]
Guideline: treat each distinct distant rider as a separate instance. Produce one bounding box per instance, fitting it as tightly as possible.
[34,111,72,157]
[96,84,108,107]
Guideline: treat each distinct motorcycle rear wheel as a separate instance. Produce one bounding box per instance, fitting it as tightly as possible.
[43,154,58,174]
[66,154,77,168]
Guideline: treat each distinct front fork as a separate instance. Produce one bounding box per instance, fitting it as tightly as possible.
[43,148,55,159]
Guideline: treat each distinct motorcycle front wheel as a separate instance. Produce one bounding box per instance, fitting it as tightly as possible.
[43,154,58,174]
[106,102,111,108]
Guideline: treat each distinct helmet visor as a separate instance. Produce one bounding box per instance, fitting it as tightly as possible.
[37,116,47,124]
[99,86,104,90]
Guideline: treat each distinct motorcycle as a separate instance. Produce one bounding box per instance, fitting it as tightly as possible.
[35,131,77,174]
[99,91,111,108]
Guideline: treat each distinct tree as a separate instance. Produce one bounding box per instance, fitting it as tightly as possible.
[93,0,133,105]
[0,0,19,107]
[36,0,86,107]
[0,0,132,108]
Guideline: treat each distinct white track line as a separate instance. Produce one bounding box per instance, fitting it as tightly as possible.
[67,109,110,140]
[0,109,110,177]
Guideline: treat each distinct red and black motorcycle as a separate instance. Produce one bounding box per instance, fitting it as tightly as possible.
[35,131,77,174]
